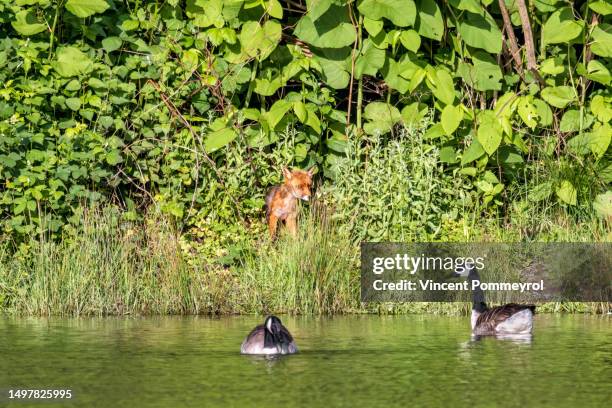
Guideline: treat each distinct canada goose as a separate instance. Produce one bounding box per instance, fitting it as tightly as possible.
[455,263,535,335]
[240,316,298,355]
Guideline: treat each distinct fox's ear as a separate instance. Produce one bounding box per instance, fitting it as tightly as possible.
[306,166,315,177]
[282,167,292,179]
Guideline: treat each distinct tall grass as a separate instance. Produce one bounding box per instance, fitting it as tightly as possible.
[236,203,359,314]
[0,205,361,316]
[0,208,202,315]
[0,203,608,315]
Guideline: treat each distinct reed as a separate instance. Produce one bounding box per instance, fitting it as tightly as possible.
[236,203,360,314]
[0,205,361,316]
[1,208,201,315]
[1,205,608,316]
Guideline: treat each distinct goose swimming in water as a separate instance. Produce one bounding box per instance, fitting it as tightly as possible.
[455,263,536,335]
[241,315,298,355]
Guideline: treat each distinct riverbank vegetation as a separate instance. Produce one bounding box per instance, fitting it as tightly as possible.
[1,128,609,316]
[0,197,609,316]
[0,1,610,315]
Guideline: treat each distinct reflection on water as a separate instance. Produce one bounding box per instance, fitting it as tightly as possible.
[0,315,610,408]
[471,333,533,344]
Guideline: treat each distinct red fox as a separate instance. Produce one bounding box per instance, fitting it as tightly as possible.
[265,167,314,238]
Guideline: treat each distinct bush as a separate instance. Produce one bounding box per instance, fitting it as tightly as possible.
[0,0,609,243]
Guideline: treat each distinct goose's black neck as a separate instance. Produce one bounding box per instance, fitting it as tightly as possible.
[263,329,276,348]
[468,267,488,312]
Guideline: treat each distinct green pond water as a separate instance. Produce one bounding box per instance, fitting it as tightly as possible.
[1,315,610,408]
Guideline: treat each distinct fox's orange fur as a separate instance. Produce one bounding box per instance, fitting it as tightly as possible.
[265,167,314,238]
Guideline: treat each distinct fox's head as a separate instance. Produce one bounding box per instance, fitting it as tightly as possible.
[282,167,314,201]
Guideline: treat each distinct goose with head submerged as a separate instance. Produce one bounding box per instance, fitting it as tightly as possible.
[241,315,298,355]
[455,263,536,335]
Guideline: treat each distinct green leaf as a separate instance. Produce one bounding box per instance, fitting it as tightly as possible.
[494,92,518,118]
[11,9,47,36]
[99,116,114,128]
[422,123,444,139]
[427,68,455,105]
[306,0,334,20]
[498,146,525,171]
[415,0,443,40]
[355,39,386,78]
[477,110,503,155]
[590,95,612,123]
[517,96,538,130]
[65,79,81,91]
[590,24,612,58]
[185,0,224,28]
[121,20,139,31]
[408,68,426,92]
[266,0,283,19]
[593,191,612,220]
[52,47,93,77]
[401,102,427,126]
[533,98,553,126]
[325,133,347,153]
[363,102,401,135]
[583,60,611,86]
[542,8,584,45]
[461,139,485,165]
[559,110,579,133]
[590,1,612,15]
[358,0,416,27]
[205,127,238,152]
[382,58,410,93]
[589,123,611,158]
[305,108,321,133]
[363,17,383,37]
[439,146,457,164]
[240,21,282,60]
[65,97,81,111]
[559,109,594,133]
[315,47,352,89]
[294,4,356,48]
[293,101,307,123]
[88,78,106,89]
[475,179,494,193]
[457,51,503,91]
[449,0,482,14]
[101,36,122,52]
[528,182,553,202]
[556,180,577,205]
[105,149,123,165]
[399,30,420,52]
[294,143,308,162]
[567,132,592,156]
[540,86,576,108]
[65,0,110,18]
[182,49,199,71]
[265,99,293,129]
[441,104,463,135]
[458,11,502,54]
[532,0,562,13]
[540,57,565,75]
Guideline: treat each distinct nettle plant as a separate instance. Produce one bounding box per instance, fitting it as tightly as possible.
[0,0,610,238]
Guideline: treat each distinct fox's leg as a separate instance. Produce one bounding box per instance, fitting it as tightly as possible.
[268,214,279,239]
[286,214,297,237]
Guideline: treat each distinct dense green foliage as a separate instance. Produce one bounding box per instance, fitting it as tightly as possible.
[0,0,610,253]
